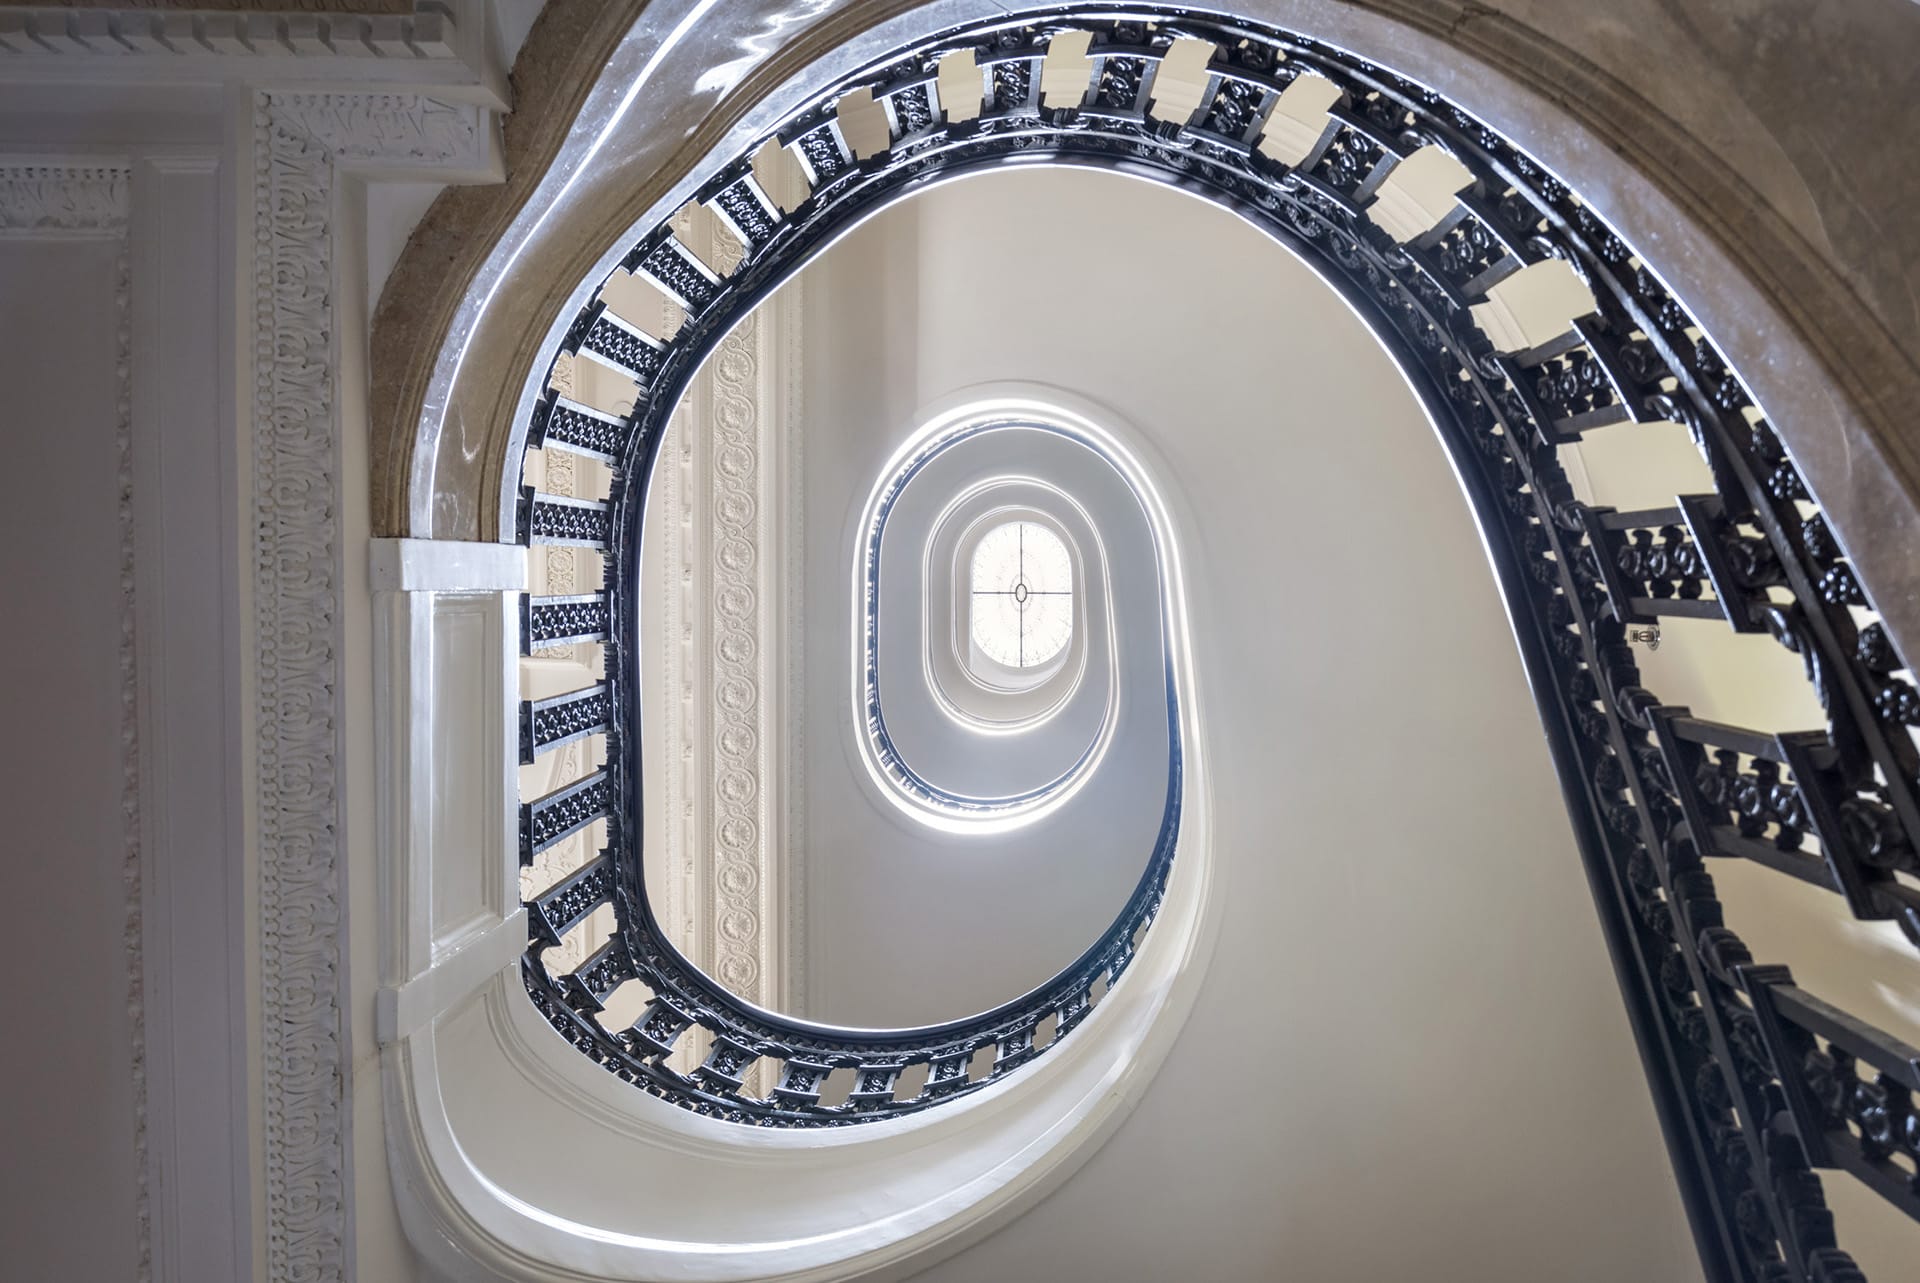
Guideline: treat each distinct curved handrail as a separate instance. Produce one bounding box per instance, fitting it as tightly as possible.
[506,13,1920,1280]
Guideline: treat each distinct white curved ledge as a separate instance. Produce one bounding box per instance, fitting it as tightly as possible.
[377,416,1217,1280]
[383,802,1212,1283]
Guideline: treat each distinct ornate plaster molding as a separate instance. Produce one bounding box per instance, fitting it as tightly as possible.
[0,4,506,109]
[0,161,128,236]
[657,275,699,969]
[249,89,491,1283]
[649,213,803,1028]
[704,239,771,1007]
[268,90,478,162]
[2,154,150,1279]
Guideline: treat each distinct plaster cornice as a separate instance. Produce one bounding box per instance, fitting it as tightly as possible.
[0,3,445,57]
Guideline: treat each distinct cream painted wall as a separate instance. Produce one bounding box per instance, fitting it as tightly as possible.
[776,166,1704,1282]
[790,183,1172,1030]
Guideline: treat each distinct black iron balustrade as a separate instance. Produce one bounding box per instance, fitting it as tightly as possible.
[527,394,626,462]
[521,591,608,650]
[519,683,612,764]
[572,301,666,385]
[517,489,611,549]
[503,9,1920,1279]
[520,768,613,865]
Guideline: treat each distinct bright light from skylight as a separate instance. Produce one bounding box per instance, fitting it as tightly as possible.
[970,521,1073,669]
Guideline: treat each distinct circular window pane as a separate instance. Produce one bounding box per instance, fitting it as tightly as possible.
[970,521,1074,669]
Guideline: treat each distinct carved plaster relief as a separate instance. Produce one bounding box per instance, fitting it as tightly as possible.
[250,90,487,1283]
[0,1,412,8]
[648,207,804,1039]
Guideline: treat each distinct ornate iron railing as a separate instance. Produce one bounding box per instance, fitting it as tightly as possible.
[508,9,1920,1277]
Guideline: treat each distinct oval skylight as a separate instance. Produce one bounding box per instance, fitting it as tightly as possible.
[969,520,1074,670]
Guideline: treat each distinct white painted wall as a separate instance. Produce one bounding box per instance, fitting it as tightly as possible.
[785,167,1705,1280]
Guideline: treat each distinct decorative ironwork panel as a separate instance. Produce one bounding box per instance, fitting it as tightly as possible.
[881,80,937,140]
[704,174,780,248]
[530,395,627,462]
[700,1037,760,1093]
[520,768,612,865]
[1750,978,1920,1224]
[981,48,1040,116]
[1520,327,1637,437]
[531,852,615,948]
[774,1057,833,1107]
[580,307,664,385]
[563,935,635,1011]
[523,592,608,652]
[1194,73,1272,143]
[1086,50,1150,115]
[627,996,694,1059]
[847,1063,903,1110]
[521,682,613,763]
[1579,505,1724,624]
[783,117,853,186]
[518,488,612,548]
[627,235,719,313]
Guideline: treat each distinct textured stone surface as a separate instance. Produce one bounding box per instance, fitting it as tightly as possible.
[1494,0,1920,354]
[1373,0,1920,663]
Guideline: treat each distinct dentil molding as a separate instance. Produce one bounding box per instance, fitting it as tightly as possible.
[0,3,505,106]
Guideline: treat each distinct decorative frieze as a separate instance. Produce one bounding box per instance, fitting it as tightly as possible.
[0,162,128,237]
[250,90,488,1283]
[650,207,804,1042]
